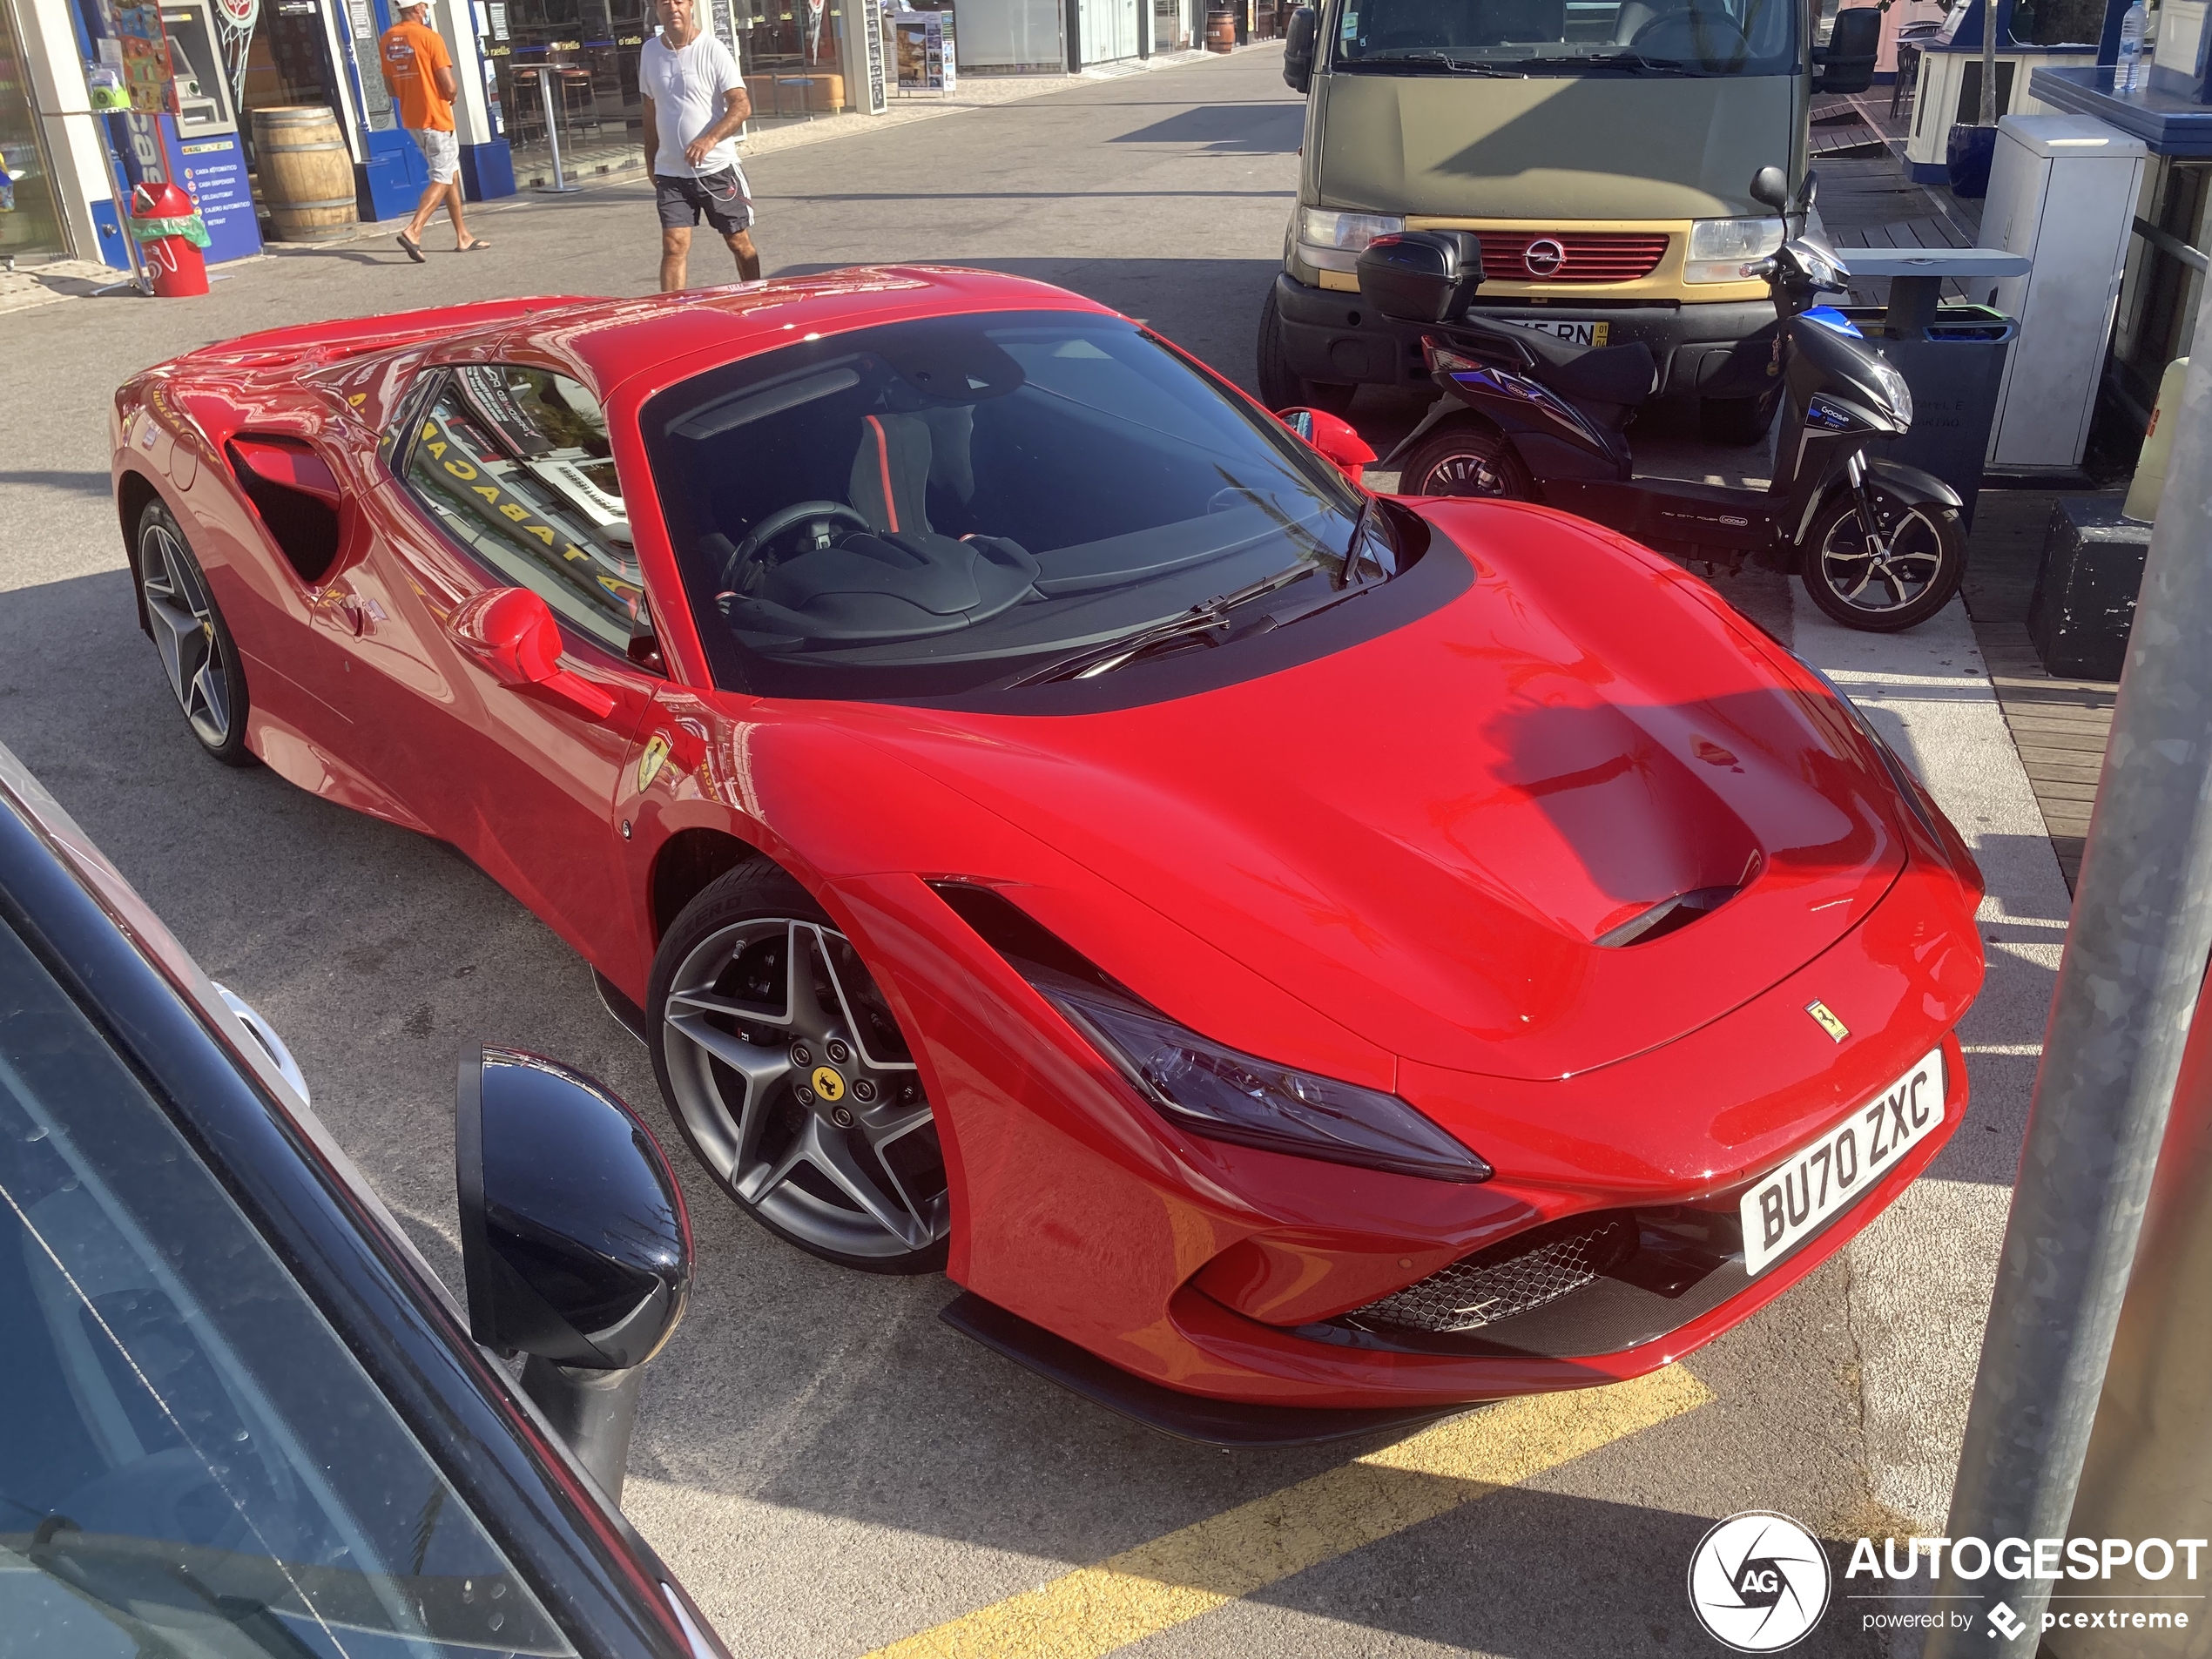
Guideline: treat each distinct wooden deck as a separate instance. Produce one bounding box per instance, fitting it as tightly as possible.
[1957,493,2121,892]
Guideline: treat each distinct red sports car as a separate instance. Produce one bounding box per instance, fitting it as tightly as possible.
[111,268,1984,1440]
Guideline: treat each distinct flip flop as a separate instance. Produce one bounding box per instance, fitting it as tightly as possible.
[457,239,492,253]
[396,232,426,264]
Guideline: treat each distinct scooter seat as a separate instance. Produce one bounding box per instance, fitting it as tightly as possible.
[1525,338,1659,408]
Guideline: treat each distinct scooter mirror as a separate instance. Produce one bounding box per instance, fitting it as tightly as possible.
[1750,166,1790,212]
[1356,229,1484,324]
[1281,408,1378,485]
[456,1046,692,1372]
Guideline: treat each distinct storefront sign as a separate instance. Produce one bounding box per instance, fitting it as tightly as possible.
[894,10,954,90]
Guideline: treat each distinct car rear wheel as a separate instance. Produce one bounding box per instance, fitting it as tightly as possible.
[1258,286,1357,416]
[648,861,951,1273]
[1399,424,1536,501]
[1800,487,1965,633]
[138,501,253,766]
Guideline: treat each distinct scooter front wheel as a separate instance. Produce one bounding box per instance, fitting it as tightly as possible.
[1800,487,1965,633]
[1399,425,1536,502]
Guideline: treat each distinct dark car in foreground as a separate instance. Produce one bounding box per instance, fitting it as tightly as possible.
[0,740,723,1658]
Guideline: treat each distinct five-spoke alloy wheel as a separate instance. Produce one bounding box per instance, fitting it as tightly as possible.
[1801,487,1965,633]
[648,863,951,1272]
[138,502,253,765]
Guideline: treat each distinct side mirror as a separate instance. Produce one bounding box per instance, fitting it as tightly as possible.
[1282,407,1377,484]
[1357,229,1485,324]
[1284,4,1317,92]
[1813,7,1879,92]
[1750,165,1791,212]
[454,587,618,719]
[457,1046,692,1500]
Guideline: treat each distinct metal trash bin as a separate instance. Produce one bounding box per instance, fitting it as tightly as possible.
[1834,246,2033,528]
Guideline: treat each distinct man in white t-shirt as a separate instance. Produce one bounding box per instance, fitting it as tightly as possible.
[640,0,758,291]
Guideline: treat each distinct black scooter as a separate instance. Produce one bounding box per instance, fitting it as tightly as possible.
[1355,170,1966,634]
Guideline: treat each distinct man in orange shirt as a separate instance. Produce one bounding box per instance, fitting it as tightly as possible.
[380,0,489,259]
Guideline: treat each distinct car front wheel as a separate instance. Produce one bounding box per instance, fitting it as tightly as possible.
[648,860,952,1273]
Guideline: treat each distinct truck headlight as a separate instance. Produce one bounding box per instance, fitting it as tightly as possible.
[1685,216,1785,284]
[1042,981,1491,1183]
[1297,208,1406,273]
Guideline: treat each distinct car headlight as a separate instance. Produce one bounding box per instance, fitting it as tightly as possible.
[1297,208,1406,273]
[1041,981,1491,1184]
[1684,216,1785,284]
[1868,356,1914,427]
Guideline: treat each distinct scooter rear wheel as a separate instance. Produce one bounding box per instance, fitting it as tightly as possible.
[1800,487,1965,633]
[1399,424,1535,502]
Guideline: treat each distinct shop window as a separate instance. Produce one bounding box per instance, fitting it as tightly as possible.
[401,367,643,653]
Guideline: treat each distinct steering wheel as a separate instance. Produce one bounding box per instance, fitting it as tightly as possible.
[723,501,873,588]
[1629,8,1750,58]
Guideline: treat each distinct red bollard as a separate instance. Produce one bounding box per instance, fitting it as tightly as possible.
[132,182,210,299]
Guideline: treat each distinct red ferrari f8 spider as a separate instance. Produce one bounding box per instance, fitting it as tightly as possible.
[111,269,1984,1440]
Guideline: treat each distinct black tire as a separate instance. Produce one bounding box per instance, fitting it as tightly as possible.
[136,499,255,767]
[1257,285,1357,416]
[1700,387,1782,448]
[1799,486,1966,633]
[648,859,951,1275]
[1397,422,1537,501]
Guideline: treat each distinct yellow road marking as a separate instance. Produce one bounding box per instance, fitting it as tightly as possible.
[867,1365,1711,1659]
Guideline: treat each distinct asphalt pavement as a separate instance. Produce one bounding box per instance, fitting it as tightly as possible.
[0,46,2061,1658]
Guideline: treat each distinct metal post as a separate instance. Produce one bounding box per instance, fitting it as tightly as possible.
[533,66,580,195]
[1922,298,2212,1656]
[1980,0,1998,125]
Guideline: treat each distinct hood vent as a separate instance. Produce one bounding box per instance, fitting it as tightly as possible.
[1594,884,1743,949]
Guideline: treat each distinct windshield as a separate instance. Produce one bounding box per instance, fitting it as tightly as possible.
[644,311,1395,699]
[1333,0,1801,75]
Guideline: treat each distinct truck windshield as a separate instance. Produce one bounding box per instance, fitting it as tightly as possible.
[1335,0,1800,76]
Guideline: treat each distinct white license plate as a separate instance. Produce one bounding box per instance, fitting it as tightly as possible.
[1501,317,1610,347]
[1740,1049,1946,1277]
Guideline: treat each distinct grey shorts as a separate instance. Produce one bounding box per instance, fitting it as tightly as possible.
[655,169,752,235]
[410,126,459,185]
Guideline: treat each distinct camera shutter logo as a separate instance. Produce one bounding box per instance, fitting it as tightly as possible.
[1523,237,1568,278]
[1687,1511,1832,1652]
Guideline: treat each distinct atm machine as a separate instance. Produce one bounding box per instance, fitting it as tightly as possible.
[158,0,262,262]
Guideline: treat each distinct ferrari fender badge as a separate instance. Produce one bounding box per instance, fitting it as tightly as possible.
[636,733,671,793]
[1805,1001,1850,1043]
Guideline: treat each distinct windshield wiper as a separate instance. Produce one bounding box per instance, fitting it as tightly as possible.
[1353,49,1523,75]
[1011,562,1323,686]
[1518,51,1691,73]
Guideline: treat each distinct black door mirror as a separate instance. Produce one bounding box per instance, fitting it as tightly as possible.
[457,1047,692,1501]
[1357,230,1486,323]
[1284,4,1318,92]
[1750,165,1790,212]
[1813,7,1880,92]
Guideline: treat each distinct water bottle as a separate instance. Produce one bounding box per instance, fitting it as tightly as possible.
[2117,0,2147,93]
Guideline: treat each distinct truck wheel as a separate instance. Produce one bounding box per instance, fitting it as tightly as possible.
[1399,424,1535,501]
[1700,388,1782,447]
[1258,287,1356,415]
[1799,488,1965,633]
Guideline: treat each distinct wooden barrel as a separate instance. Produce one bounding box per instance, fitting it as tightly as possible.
[251,106,358,243]
[1205,9,1235,50]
